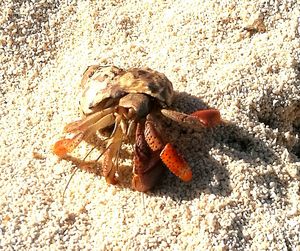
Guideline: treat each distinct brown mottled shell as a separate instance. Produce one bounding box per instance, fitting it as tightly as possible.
[80,65,174,115]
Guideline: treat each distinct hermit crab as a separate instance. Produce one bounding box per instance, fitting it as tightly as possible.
[53,65,221,192]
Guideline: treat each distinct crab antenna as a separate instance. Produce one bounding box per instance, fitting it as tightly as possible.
[62,167,78,205]
[62,137,111,205]
[62,146,96,205]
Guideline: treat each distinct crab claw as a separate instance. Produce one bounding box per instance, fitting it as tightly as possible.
[160,143,192,182]
[191,109,221,127]
[132,151,163,192]
[132,122,165,192]
[53,133,84,157]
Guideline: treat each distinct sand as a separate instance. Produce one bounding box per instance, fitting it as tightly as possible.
[1,0,300,250]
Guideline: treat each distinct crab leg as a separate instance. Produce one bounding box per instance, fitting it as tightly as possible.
[102,144,119,184]
[160,143,192,182]
[102,118,123,184]
[53,113,115,157]
[83,113,115,138]
[161,108,221,128]
[63,107,115,133]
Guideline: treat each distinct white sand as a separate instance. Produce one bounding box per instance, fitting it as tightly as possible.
[1,0,300,250]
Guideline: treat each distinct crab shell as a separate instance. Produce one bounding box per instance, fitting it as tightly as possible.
[80,66,174,115]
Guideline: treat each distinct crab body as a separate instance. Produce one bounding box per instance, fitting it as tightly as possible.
[53,65,221,192]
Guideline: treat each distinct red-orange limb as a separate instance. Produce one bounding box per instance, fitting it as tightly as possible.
[144,120,164,151]
[52,133,84,157]
[160,143,192,182]
[191,109,221,127]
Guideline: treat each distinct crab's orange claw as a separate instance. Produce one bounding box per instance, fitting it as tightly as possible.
[160,143,192,182]
[53,139,72,157]
[52,133,84,157]
[191,109,221,127]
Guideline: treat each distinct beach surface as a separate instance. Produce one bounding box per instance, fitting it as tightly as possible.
[1,1,300,250]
